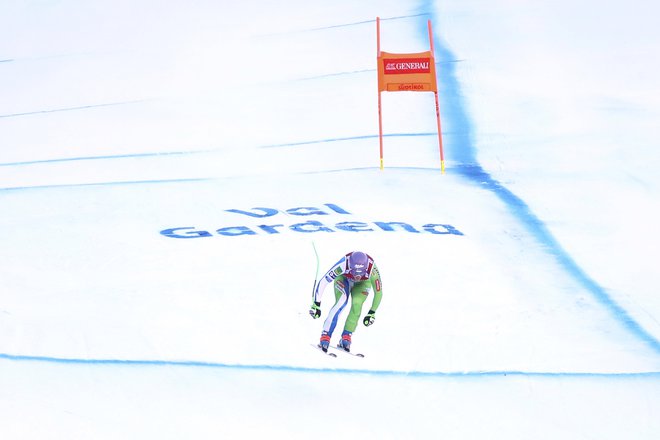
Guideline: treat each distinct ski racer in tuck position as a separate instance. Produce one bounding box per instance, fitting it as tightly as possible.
[309,251,382,352]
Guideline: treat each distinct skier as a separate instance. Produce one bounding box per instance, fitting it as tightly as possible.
[309,251,382,352]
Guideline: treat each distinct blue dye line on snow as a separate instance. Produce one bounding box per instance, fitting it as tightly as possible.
[0,177,213,192]
[2,353,658,378]
[257,13,429,37]
[296,68,374,81]
[0,99,149,119]
[0,133,432,168]
[295,60,462,82]
[261,132,434,148]
[306,13,430,32]
[0,150,204,167]
[418,2,660,354]
[1,166,444,192]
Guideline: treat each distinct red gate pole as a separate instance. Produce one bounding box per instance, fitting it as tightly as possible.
[377,17,384,170]
[428,20,445,173]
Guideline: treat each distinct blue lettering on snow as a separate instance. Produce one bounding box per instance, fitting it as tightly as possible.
[160,227,213,239]
[226,204,352,218]
[160,203,464,239]
[289,220,334,233]
[286,207,328,216]
[225,207,278,218]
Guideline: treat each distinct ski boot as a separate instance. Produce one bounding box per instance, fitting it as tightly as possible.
[338,330,352,352]
[319,331,331,352]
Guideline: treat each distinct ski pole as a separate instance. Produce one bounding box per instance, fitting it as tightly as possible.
[311,240,320,299]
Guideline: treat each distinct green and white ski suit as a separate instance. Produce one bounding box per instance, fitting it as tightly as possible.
[313,252,383,336]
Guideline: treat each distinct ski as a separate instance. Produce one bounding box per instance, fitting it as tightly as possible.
[330,345,365,358]
[311,343,337,357]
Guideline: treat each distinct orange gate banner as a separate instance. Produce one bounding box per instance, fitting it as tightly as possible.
[378,51,438,92]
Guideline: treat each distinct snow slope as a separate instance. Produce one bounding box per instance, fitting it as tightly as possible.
[1,0,659,438]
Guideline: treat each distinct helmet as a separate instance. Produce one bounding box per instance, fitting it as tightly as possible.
[347,251,369,279]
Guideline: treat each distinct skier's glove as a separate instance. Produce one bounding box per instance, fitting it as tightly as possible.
[363,310,376,326]
[309,301,321,319]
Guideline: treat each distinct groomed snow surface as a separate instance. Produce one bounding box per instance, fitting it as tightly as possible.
[1,1,659,438]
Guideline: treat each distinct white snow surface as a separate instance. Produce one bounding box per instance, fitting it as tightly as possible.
[1,0,659,439]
